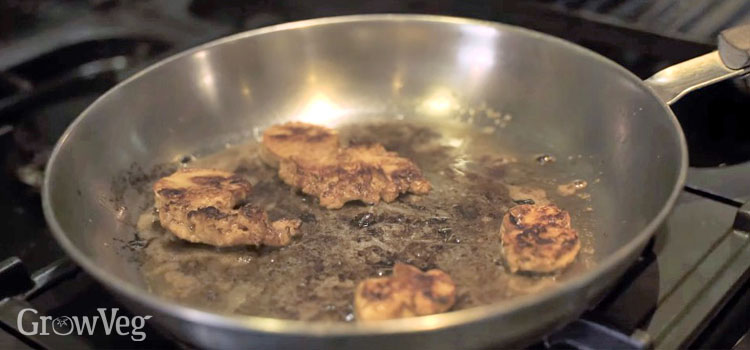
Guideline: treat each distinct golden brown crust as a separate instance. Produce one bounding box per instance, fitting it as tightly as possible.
[354,262,456,321]
[153,168,301,247]
[260,122,340,168]
[279,143,431,209]
[500,204,580,273]
[262,122,431,209]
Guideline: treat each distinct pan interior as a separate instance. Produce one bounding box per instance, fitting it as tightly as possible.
[44,17,684,323]
[135,119,599,321]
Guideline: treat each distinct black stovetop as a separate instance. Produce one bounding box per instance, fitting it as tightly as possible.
[1,1,749,349]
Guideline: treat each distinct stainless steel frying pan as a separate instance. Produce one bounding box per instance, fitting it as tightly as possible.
[42,15,750,349]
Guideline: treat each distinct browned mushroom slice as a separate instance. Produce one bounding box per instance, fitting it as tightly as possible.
[260,121,340,168]
[500,204,580,273]
[262,122,431,209]
[278,143,431,209]
[354,262,456,321]
[154,168,300,247]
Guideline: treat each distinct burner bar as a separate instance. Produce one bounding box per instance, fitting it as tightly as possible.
[0,258,82,349]
[0,0,228,72]
[544,319,651,350]
[734,333,750,350]
[684,186,743,207]
[533,0,750,43]
[687,167,750,205]
[663,1,722,33]
[0,297,92,349]
[0,72,32,94]
[687,0,750,39]
[0,258,79,302]
[646,206,750,348]
[0,258,33,300]
[22,259,78,300]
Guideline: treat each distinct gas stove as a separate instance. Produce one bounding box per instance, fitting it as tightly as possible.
[0,1,749,349]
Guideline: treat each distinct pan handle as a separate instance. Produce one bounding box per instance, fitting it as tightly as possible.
[644,23,750,105]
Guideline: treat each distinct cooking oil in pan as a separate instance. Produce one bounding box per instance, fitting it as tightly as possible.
[134,120,598,321]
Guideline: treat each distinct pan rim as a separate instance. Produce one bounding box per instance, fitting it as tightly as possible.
[42,13,688,336]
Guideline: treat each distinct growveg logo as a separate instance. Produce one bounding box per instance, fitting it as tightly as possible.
[17,308,152,341]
